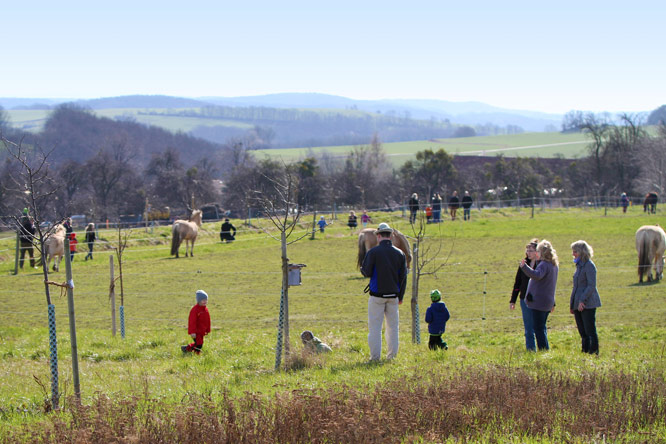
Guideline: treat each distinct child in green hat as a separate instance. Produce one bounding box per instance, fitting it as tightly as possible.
[425,289,450,350]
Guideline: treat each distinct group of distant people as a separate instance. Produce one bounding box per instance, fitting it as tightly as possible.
[409,191,474,224]
[620,192,658,214]
[17,209,97,270]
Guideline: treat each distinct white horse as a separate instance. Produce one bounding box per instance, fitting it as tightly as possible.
[170,210,203,258]
[43,224,66,272]
[636,225,666,283]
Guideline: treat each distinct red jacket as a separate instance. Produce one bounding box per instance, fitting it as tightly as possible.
[69,234,78,252]
[188,304,211,337]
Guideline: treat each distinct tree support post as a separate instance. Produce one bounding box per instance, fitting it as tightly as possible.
[64,237,80,400]
[109,255,116,336]
[411,241,420,344]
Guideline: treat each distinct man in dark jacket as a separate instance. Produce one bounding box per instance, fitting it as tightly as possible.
[220,218,237,242]
[462,191,473,221]
[361,223,407,361]
[408,193,419,224]
[18,208,37,269]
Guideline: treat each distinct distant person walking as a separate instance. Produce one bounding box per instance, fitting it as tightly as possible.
[18,208,37,270]
[448,191,460,221]
[408,193,419,224]
[361,223,408,362]
[620,193,629,214]
[510,238,539,351]
[317,216,328,233]
[520,240,559,351]
[462,191,473,221]
[361,210,372,227]
[570,240,601,355]
[181,290,211,355]
[347,211,358,231]
[84,223,96,260]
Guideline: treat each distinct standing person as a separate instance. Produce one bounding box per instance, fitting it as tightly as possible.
[431,193,442,223]
[448,191,460,221]
[462,191,473,221]
[570,240,601,355]
[317,216,328,233]
[425,289,450,350]
[181,290,211,354]
[220,218,237,243]
[68,232,78,262]
[361,210,372,227]
[520,240,559,351]
[510,238,539,351]
[84,223,96,260]
[361,223,407,362]
[620,193,629,214]
[63,217,73,235]
[408,193,419,224]
[18,208,37,270]
[347,211,358,232]
[425,205,433,223]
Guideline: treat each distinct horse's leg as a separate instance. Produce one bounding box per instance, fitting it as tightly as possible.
[185,239,190,257]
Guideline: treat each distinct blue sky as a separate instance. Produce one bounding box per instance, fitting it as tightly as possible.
[2,1,664,113]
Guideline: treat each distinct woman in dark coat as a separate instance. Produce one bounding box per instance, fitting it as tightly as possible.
[510,238,539,351]
[570,240,601,354]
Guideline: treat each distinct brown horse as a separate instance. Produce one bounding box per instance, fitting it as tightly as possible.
[171,210,203,258]
[636,225,666,282]
[357,228,412,270]
[43,224,66,272]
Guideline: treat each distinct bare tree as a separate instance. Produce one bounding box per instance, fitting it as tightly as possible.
[409,211,448,344]
[1,134,64,410]
[250,165,309,370]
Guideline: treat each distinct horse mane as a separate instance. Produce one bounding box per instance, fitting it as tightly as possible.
[189,209,203,226]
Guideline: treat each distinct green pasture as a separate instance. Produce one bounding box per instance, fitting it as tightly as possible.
[0,207,665,440]
[254,131,589,164]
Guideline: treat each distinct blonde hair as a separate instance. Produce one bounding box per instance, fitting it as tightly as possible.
[570,240,593,261]
[537,240,559,266]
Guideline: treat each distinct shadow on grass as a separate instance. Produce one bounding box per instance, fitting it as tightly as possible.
[627,280,662,287]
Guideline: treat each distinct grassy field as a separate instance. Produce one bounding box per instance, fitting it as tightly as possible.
[0,206,665,441]
[253,131,589,164]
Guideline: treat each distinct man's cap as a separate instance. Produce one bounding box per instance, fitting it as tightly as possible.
[375,222,393,234]
[430,289,442,302]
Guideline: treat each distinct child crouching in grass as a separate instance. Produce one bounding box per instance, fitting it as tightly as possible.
[181,290,211,354]
[301,330,332,353]
[425,289,450,350]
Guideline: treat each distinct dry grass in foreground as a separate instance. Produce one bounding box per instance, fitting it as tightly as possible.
[3,366,665,443]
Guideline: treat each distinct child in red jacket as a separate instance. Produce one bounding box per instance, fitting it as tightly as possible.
[68,232,78,262]
[181,290,211,354]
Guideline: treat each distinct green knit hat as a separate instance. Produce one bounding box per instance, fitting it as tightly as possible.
[22,208,29,215]
[430,289,442,302]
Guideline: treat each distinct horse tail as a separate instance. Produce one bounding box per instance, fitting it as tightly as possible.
[171,223,181,256]
[357,233,367,269]
[638,231,651,282]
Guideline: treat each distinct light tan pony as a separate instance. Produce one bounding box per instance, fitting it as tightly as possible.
[357,227,412,270]
[636,225,666,282]
[43,224,67,272]
[171,209,203,258]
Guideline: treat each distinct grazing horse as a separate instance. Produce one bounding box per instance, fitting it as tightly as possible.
[635,225,666,283]
[357,227,412,270]
[171,210,203,258]
[43,224,66,272]
[643,192,658,214]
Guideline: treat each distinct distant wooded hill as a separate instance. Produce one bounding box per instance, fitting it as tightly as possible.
[2,94,565,149]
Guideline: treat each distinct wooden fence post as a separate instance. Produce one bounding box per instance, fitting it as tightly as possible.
[109,255,116,336]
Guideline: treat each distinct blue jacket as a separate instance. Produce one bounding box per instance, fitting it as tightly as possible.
[570,259,601,310]
[425,301,450,335]
[361,239,407,302]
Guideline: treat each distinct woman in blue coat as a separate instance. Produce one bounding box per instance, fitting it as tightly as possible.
[570,240,601,354]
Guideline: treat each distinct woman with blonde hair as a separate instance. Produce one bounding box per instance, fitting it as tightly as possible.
[520,240,559,350]
[84,223,96,261]
[570,240,601,354]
